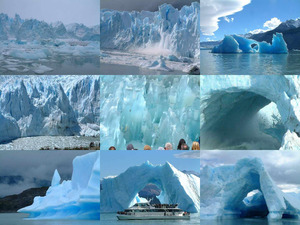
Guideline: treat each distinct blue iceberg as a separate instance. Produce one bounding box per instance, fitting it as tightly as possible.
[212,33,288,54]
[18,151,100,220]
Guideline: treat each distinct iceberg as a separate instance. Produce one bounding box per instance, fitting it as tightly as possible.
[212,33,288,54]
[0,75,100,144]
[200,75,300,150]
[100,2,200,58]
[101,161,200,213]
[18,151,100,220]
[201,157,300,220]
[100,75,200,150]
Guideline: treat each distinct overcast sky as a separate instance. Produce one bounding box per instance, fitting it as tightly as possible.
[101,0,196,11]
[0,151,92,197]
[0,0,100,26]
[200,150,300,193]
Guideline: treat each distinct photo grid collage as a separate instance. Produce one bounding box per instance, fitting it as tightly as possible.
[0,0,300,225]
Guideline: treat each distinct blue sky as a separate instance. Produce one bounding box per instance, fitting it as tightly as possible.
[100,151,200,179]
[201,0,300,41]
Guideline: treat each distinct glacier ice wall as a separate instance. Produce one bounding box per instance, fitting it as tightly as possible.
[200,75,300,150]
[201,157,300,220]
[18,151,100,220]
[0,75,100,143]
[212,33,288,54]
[101,161,200,213]
[100,2,200,58]
[100,75,200,150]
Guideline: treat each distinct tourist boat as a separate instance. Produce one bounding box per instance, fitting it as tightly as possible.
[117,202,190,220]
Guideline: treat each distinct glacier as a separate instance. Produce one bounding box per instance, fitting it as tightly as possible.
[0,75,100,146]
[201,157,300,220]
[212,33,288,54]
[18,151,100,220]
[101,161,200,213]
[200,75,300,150]
[100,2,200,73]
[100,75,200,150]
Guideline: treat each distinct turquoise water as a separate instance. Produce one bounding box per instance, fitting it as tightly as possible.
[100,213,200,225]
[200,218,300,225]
[200,49,300,75]
[0,213,99,225]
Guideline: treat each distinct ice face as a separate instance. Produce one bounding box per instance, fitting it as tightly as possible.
[100,75,200,150]
[201,157,300,220]
[100,2,200,58]
[101,161,200,213]
[212,33,288,54]
[200,75,300,150]
[18,151,100,220]
[0,76,100,144]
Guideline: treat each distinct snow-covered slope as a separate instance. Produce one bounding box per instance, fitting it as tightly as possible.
[100,2,200,58]
[100,75,200,150]
[201,158,300,220]
[101,161,200,213]
[18,151,100,220]
[200,75,300,150]
[0,76,100,143]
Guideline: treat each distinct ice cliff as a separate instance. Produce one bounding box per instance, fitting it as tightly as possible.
[200,75,300,150]
[101,161,200,213]
[0,75,100,143]
[100,2,200,58]
[18,151,100,220]
[100,75,200,150]
[212,33,288,54]
[201,158,300,220]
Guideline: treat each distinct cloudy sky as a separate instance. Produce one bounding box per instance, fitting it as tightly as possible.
[0,151,92,197]
[0,0,100,26]
[101,0,195,11]
[201,0,300,41]
[201,150,300,193]
[100,151,200,180]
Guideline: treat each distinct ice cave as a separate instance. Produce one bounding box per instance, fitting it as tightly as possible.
[18,151,100,220]
[100,75,200,150]
[201,158,300,220]
[200,75,300,150]
[101,161,200,213]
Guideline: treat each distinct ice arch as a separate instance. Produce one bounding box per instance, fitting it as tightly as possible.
[200,75,300,150]
[100,161,200,213]
[201,158,300,220]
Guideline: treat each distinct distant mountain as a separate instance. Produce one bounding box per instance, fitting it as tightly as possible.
[0,187,48,213]
[0,13,99,41]
[250,18,300,50]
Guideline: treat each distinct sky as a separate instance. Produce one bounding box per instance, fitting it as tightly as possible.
[100,151,200,180]
[0,151,92,197]
[201,0,300,41]
[101,0,195,11]
[0,0,100,26]
[200,150,300,193]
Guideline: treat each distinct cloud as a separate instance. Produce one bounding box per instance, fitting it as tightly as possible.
[224,17,234,23]
[249,17,281,34]
[200,150,300,192]
[201,0,251,36]
[175,151,200,159]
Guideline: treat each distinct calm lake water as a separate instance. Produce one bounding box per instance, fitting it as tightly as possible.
[200,218,300,225]
[100,213,200,225]
[200,49,300,75]
[0,213,99,225]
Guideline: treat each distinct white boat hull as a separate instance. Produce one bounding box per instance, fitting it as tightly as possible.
[117,215,190,220]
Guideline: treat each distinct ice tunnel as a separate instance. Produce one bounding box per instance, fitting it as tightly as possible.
[201,158,300,220]
[100,161,200,213]
[200,75,300,150]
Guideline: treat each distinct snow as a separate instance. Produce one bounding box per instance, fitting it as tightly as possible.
[200,75,300,150]
[18,151,100,220]
[201,157,300,220]
[101,161,200,213]
[0,76,100,145]
[212,33,288,54]
[100,75,200,150]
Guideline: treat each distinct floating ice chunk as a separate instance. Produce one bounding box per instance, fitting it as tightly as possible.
[51,169,61,186]
[168,54,180,62]
[32,64,53,74]
[147,56,173,71]
[8,48,52,60]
